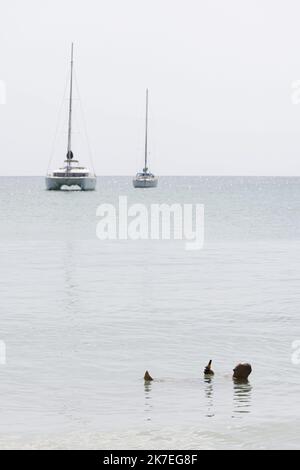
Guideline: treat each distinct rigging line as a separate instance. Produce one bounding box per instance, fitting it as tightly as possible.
[46,70,69,173]
[148,98,157,169]
[73,69,96,176]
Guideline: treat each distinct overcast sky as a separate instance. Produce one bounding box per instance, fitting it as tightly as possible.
[1,0,300,175]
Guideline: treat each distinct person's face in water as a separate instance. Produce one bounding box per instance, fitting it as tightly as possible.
[233,363,252,380]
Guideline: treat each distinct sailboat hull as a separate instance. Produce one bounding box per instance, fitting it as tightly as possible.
[46,176,96,191]
[133,177,158,188]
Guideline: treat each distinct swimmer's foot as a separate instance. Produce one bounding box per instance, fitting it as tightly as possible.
[144,370,153,381]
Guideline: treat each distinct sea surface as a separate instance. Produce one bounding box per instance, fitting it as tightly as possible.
[0,176,300,450]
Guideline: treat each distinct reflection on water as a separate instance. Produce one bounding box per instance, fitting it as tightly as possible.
[143,377,252,422]
[233,379,252,415]
[204,377,215,418]
[63,241,79,314]
[144,382,153,422]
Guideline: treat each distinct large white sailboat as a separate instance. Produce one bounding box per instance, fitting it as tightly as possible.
[46,44,96,191]
[133,89,158,188]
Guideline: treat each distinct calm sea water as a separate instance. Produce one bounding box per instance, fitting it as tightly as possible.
[0,176,300,450]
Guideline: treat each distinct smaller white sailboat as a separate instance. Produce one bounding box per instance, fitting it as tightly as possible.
[133,89,158,188]
[46,44,96,191]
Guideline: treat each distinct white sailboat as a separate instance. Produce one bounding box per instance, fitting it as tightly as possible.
[133,89,158,188]
[46,44,96,191]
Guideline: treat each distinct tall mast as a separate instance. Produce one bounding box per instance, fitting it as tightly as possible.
[67,43,74,163]
[144,88,149,172]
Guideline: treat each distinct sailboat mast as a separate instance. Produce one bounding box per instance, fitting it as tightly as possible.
[67,43,74,161]
[144,88,149,172]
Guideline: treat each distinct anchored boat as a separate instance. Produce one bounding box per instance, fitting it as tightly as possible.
[46,44,96,191]
[133,89,158,188]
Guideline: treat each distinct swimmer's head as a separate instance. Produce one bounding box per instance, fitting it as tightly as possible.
[233,363,252,380]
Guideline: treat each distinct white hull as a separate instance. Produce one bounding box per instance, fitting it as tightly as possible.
[133,177,158,188]
[46,176,96,191]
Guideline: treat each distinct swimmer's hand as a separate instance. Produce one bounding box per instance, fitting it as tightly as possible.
[204,360,214,376]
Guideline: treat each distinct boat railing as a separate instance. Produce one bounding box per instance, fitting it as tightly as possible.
[52,172,90,178]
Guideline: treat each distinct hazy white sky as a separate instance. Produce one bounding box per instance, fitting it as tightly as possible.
[1,0,300,175]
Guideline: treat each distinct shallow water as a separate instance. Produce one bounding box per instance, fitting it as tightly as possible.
[0,176,299,449]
